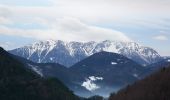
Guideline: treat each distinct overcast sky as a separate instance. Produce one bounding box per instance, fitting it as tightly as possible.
[0,0,170,56]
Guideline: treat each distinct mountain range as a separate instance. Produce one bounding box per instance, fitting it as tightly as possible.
[1,44,170,99]
[9,40,162,67]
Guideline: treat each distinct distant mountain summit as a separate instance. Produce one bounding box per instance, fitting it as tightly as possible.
[9,40,162,67]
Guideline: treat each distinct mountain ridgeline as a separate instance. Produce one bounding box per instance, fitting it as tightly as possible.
[0,47,78,100]
[9,40,162,67]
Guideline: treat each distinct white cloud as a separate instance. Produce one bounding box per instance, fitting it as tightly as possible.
[81,79,100,91]
[0,17,131,42]
[81,76,103,91]
[0,25,55,40]
[0,4,133,42]
[0,17,13,25]
[0,42,13,50]
[0,0,170,55]
[89,76,103,81]
[159,50,170,56]
[0,5,12,17]
[1,0,170,29]
[168,59,170,62]
[153,35,168,41]
[48,0,170,25]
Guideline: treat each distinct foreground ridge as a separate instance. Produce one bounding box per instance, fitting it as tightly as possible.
[0,47,79,100]
[109,63,170,100]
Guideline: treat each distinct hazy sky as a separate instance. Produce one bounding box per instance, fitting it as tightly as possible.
[0,0,170,56]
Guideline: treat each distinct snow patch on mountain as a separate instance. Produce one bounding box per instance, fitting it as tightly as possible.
[27,64,43,77]
[168,59,170,62]
[133,74,138,78]
[50,57,55,61]
[111,62,117,65]
[81,76,103,91]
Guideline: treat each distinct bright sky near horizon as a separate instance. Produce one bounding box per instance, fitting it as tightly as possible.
[0,0,170,56]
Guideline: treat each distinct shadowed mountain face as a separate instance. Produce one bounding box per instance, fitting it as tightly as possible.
[71,51,144,77]
[70,51,145,97]
[109,64,170,100]
[0,47,78,100]
[140,58,170,78]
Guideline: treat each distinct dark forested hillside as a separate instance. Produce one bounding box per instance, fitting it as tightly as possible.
[86,95,104,100]
[0,47,78,100]
[109,64,170,100]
